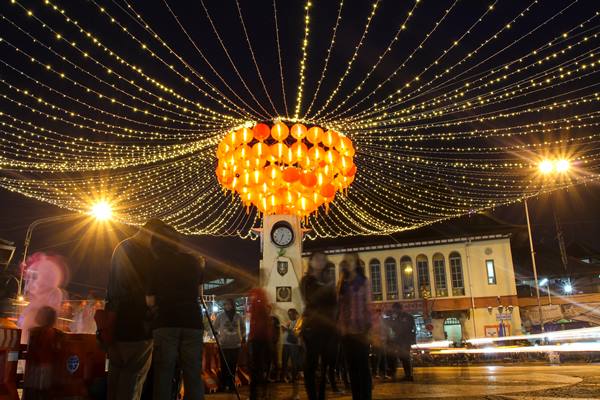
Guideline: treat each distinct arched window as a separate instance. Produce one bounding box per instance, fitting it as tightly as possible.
[384,257,398,300]
[400,256,415,299]
[432,253,448,297]
[416,254,431,298]
[369,259,383,301]
[449,252,465,296]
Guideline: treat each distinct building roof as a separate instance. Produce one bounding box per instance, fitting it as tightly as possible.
[303,213,518,254]
[302,233,510,256]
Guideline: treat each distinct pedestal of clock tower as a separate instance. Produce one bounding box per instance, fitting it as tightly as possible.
[260,214,305,323]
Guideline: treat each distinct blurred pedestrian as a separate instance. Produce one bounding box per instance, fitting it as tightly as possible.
[281,308,301,400]
[388,303,416,381]
[214,298,246,392]
[371,307,390,379]
[146,224,205,400]
[322,262,342,394]
[267,315,281,382]
[23,306,61,400]
[248,288,273,400]
[106,219,165,400]
[338,253,372,400]
[300,252,338,400]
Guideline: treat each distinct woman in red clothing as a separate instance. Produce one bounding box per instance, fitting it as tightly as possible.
[247,288,273,400]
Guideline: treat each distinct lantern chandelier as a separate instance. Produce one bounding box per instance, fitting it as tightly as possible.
[216,122,356,218]
[0,1,599,238]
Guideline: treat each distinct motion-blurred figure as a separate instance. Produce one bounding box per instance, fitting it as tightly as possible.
[247,288,273,400]
[214,298,246,392]
[70,296,100,334]
[388,303,416,381]
[23,306,61,400]
[338,253,372,400]
[146,224,205,400]
[300,252,338,400]
[281,308,301,400]
[19,252,67,344]
[372,307,390,379]
[106,219,165,400]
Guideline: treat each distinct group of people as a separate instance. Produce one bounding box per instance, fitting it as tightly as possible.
[103,219,417,400]
[105,219,205,400]
[298,252,416,400]
[213,251,416,400]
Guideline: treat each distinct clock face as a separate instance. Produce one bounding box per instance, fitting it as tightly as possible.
[271,221,294,247]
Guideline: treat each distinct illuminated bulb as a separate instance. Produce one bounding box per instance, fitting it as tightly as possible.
[563,283,573,294]
[538,159,554,174]
[555,159,570,173]
[90,201,112,221]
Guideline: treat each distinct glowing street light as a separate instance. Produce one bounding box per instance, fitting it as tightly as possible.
[17,200,113,299]
[563,282,573,294]
[539,159,554,174]
[555,159,570,173]
[90,201,113,221]
[538,158,571,175]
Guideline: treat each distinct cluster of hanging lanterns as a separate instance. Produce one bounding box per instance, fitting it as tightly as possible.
[216,121,356,217]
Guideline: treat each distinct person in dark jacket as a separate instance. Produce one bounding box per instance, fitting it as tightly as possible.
[146,224,205,400]
[300,252,337,400]
[338,253,372,400]
[388,303,416,381]
[106,219,165,400]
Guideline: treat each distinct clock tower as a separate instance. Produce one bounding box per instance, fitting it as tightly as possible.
[260,214,305,322]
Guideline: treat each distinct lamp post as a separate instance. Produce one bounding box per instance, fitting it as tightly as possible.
[17,201,113,299]
[524,158,571,333]
[524,198,545,333]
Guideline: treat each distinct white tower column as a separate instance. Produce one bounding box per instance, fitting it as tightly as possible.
[260,214,305,323]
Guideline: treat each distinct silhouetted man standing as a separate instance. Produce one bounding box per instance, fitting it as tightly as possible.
[106,219,165,400]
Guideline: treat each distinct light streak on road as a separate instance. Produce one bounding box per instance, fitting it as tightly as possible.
[432,342,600,355]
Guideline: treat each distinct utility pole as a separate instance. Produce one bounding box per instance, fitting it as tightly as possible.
[553,210,568,271]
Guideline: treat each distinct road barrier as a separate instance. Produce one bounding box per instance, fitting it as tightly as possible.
[0,328,20,400]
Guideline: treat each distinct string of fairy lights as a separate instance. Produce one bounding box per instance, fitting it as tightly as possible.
[1,0,600,237]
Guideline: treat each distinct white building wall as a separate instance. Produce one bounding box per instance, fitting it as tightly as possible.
[302,235,522,340]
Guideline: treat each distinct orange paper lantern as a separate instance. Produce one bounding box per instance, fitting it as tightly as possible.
[322,130,340,148]
[306,126,323,144]
[282,167,301,183]
[291,124,308,140]
[320,183,336,198]
[253,123,271,141]
[271,122,289,141]
[300,172,317,188]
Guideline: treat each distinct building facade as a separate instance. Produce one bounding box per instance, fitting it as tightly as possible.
[303,234,522,341]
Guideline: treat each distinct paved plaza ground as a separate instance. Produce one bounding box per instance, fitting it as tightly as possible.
[207,364,600,399]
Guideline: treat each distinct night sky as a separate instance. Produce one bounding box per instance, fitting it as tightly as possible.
[1,0,599,297]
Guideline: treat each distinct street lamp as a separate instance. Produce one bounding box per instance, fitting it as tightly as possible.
[16,201,113,299]
[524,158,572,333]
[90,201,112,221]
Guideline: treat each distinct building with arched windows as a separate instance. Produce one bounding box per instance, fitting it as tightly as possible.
[303,234,522,342]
